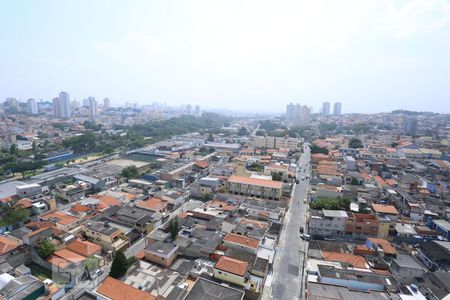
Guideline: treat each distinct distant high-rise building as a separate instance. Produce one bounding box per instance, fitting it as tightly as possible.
[194,105,201,116]
[186,104,192,115]
[103,98,110,110]
[404,117,418,136]
[88,97,98,120]
[286,103,310,123]
[27,98,38,115]
[53,91,71,119]
[333,102,342,115]
[322,102,330,115]
[6,98,19,110]
[286,103,296,122]
[82,98,89,108]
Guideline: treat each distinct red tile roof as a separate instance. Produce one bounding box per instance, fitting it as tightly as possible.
[194,160,209,169]
[47,255,70,269]
[0,236,20,255]
[14,198,32,209]
[41,211,79,225]
[215,256,249,276]
[96,277,156,300]
[223,233,259,249]
[372,204,399,215]
[228,175,282,189]
[53,248,86,264]
[136,197,167,212]
[66,239,101,257]
[322,251,367,268]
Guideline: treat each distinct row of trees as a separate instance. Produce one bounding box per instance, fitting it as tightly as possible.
[310,197,351,211]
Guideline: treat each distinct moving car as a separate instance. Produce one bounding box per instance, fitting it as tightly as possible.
[300,234,310,240]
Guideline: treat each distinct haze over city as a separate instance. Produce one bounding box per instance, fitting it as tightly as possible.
[2,0,450,113]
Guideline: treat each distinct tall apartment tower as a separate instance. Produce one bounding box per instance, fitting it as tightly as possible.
[27,98,38,115]
[322,102,330,115]
[404,117,418,136]
[88,97,98,120]
[286,103,310,123]
[57,91,71,119]
[333,102,342,115]
[103,98,110,110]
[286,103,296,122]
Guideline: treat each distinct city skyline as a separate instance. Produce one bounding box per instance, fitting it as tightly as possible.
[1,0,450,114]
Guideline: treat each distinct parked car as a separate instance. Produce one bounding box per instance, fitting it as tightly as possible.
[299,226,304,234]
[300,234,310,240]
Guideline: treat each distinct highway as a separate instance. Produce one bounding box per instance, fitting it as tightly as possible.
[264,145,310,300]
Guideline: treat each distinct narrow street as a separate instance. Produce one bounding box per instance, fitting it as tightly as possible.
[264,145,310,300]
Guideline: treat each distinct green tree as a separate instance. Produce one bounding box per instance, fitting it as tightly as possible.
[238,127,248,136]
[85,257,100,272]
[272,172,283,181]
[247,163,264,172]
[38,239,55,259]
[9,144,17,155]
[121,165,139,179]
[110,251,128,279]
[348,138,363,149]
[310,144,329,155]
[168,219,179,240]
[350,177,360,185]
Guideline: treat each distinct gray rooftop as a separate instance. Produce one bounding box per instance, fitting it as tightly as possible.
[86,221,120,236]
[183,277,244,300]
[146,241,178,255]
[307,282,391,300]
[433,219,450,231]
[393,254,424,270]
[323,210,348,218]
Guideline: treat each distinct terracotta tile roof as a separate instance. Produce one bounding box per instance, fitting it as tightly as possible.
[41,211,79,225]
[207,200,236,211]
[136,197,167,212]
[47,255,70,269]
[66,239,101,257]
[25,221,62,236]
[385,179,397,186]
[53,248,86,264]
[96,277,156,300]
[360,172,372,181]
[94,195,121,207]
[322,251,367,268]
[194,160,209,169]
[223,233,259,249]
[367,238,397,255]
[215,256,249,276]
[0,195,18,204]
[0,236,20,255]
[14,198,32,209]
[374,176,388,188]
[228,175,282,189]
[71,203,92,213]
[25,227,51,238]
[372,204,399,215]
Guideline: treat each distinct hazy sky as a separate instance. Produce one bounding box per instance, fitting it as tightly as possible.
[1,0,450,114]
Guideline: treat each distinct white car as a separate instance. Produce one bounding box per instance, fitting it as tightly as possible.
[301,234,310,240]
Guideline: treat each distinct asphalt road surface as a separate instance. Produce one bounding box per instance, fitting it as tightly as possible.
[268,145,310,300]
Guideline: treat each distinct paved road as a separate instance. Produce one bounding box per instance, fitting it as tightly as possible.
[266,145,310,300]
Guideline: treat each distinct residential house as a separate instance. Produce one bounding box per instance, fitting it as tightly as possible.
[144,241,178,267]
[309,210,348,237]
[228,175,283,200]
[213,256,249,287]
